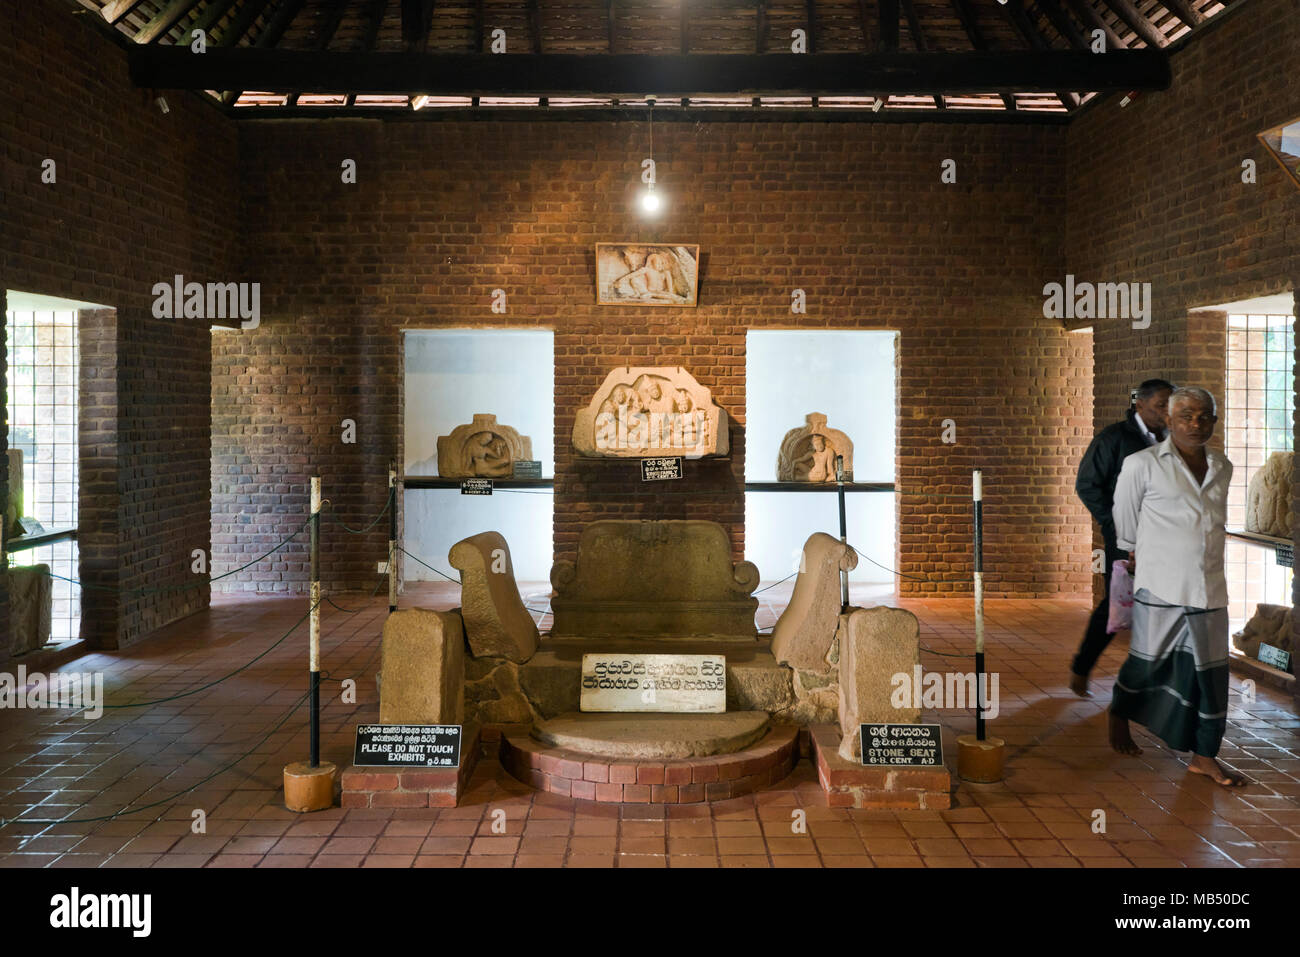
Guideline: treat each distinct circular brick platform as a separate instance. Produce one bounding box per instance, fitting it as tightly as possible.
[500,725,799,803]
[535,711,770,759]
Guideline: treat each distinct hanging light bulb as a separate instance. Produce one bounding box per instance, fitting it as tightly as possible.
[640,182,661,214]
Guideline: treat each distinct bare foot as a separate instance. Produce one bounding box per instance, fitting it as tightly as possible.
[1069,672,1091,697]
[1109,713,1143,755]
[1188,755,1249,788]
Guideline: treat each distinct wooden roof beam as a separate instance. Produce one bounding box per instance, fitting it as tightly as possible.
[1160,0,1205,29]
[1061,0,1127,49]
[223,0,307,105]
[216,0,274,47]
[1034,0,1088,49]
[401,0,436,53]
[949,0,1016,111]
[135,0,204,44]
[289,1,349,105]
[348,0,389,105]
[899,0,944,109]
[1004,0,1078,109]
[129,48,1174,96]
[1104,0,1169,47]
[878,0,899,51]
[182,0,241,47]
[101,0,146,26]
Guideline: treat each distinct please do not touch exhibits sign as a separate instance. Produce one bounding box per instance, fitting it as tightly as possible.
[353,724,462,767]
[580,654,726,713]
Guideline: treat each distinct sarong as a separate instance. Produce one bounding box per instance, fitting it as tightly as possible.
[1109,587,1230,757]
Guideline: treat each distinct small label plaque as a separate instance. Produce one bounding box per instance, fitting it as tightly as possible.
[580,654,725,713]
[859,723,943,767]
[640,457,683,482]
[354,724,462,767]
[1275,543,1293,568]
[460,478,493,495]
[512,460,543,479]
[1258,642,1292,672]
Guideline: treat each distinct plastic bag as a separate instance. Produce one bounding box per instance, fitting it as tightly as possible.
[1107,560,1134,634]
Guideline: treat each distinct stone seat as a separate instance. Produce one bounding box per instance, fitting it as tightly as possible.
[549,519,760,640]
[534,711,770,759]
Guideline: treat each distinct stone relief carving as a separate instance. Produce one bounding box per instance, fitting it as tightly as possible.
[573,367,728,458]
[1245,450,1293,538]
[777,413,854,482]
[435,414,533,478]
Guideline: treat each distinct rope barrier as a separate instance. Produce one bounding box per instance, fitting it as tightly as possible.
[326,486,395,534]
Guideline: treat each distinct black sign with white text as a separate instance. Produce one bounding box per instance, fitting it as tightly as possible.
[353,724,462,767]
[512,460,543,479]
[640,457,683,482]
[1275,543,1293,568]
[460,478,493,495]
[860,723,943,767]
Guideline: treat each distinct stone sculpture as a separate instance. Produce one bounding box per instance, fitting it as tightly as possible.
[572,367,728,458]
[379,609,465,725]
[8,564,52,657]
[435,414,532,479]
[6,449,22,539]
[771,532,858,674]
[1232,603,1293,660]
[1245,451,1293,538]
[448,531,539,663]
[837,606,921,760]
[550,520,758,639]
[777,413,854,482]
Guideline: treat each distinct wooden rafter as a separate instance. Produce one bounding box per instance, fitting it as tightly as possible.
[806,0,817,106]
[1105,0,1168,47]
[182,0,241,47]
[216,0,274,47]
[1004,0,1078,109]
[101,0,146,25]
[878,0,899,52]
[289,1,349,105]
[135,0,204,44]
[401,0,437,53]
[1061,0,1126,49]
[1160,0,1205,29]
[608,0,617,54]
[899,0,944,109]
[949,0,1017,111]
[475,0,485,51]
[347,0,388,106]
[528,0,542,53]
[223,0,307,105]
[754,0,767,105]
[1034,0,1088,49]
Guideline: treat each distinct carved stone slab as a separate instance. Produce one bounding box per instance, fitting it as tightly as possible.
[579,653,726,713]
[1245,450,1293,538]
[7,449,22,538]
[777,413,854,482]
[436,414,533,479]
[572,367,728,459]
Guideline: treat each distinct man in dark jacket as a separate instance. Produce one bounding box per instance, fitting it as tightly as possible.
[1071,378,1175,696]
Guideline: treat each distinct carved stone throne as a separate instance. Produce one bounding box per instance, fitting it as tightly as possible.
[549,520,759,640]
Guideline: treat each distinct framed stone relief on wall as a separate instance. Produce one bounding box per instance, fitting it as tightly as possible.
[595,243,700,306]
[1258,115,1300,191]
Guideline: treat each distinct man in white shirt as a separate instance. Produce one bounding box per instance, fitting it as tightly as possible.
[1109,386,1246,787]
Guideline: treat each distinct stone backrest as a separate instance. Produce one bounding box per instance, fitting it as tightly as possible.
[771,532,858,674]
[550,520,759,639]
[448,531,539,663]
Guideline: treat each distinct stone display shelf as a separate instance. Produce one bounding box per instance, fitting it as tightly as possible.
[3,525,77,555]
[1227,528,1293,548]
[401,477,554,489]
[744,482,895,493]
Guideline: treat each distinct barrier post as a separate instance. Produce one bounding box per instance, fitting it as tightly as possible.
[957,469,1005,782]
[283,474,337,811]
[836,454,849,613]
[389,463,398,613]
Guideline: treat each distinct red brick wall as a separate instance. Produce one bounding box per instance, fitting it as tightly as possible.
[0,0,239,650]
[221,117,1090,598]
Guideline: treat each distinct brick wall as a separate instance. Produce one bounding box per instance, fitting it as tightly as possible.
[0,0,238,650]
[221,117,1090,598]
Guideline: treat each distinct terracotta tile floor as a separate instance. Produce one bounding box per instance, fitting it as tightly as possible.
[1,585,1297,869]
